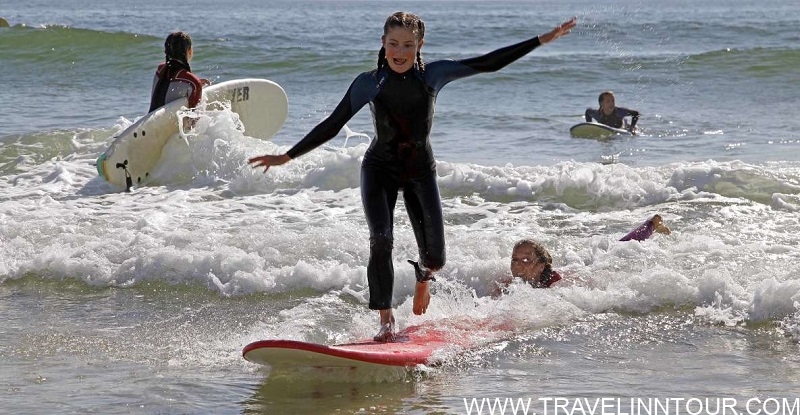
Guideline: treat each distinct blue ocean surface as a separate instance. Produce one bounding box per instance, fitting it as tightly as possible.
[1,0,799,413]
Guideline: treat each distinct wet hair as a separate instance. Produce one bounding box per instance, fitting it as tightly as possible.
[164,31,193,68]
[513,239,555,287]
[598,91,614,106]
[150,31,194,112]
[377,12,426,73]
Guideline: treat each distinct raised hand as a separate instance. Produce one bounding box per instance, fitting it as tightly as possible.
[539,17,577,44]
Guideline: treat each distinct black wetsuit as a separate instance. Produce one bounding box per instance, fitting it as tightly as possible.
[287,35,544,310]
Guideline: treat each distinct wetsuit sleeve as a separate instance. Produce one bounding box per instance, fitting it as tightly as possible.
[585,108,598,122]
[620,219,655,242]
[618,107,640,129]
[459,36,542,72]
[425,36,542,92]
[286,73,375,159]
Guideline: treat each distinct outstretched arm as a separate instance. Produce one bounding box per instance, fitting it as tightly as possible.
[247,98,352,172]
[538,18,577,44]
[248,153,291,173]
[247,96,354,173]
[459,17,577,73]
[425,17,577,91]
[620,214,670,242]
[248,74,375,173]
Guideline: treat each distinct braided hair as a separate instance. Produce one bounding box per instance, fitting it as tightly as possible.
[149,31,193,111]
[376,12,426,74]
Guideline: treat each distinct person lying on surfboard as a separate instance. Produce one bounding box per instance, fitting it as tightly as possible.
[492,215,670,296]
[248,12,577,342]
[149,31,211,113]
[584,91,640,134]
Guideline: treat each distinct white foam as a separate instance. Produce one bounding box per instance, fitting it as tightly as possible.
[1,107,799,337]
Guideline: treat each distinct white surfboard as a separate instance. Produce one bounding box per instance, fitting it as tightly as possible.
[570,122,632,139]
[96,78,288,190]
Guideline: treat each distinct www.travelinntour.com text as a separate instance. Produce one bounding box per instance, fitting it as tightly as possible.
[461,397,800,415]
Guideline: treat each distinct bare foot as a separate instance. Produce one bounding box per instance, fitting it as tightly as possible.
[373,315,396,342]
[373,323,396,342]
[413,281,430,315]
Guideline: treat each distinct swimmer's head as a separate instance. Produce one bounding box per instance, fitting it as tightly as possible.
[599,91,616,113]
[510,239,552,284]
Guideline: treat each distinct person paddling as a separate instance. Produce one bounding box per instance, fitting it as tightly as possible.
[493,215,671,296]
[584,91,640,133]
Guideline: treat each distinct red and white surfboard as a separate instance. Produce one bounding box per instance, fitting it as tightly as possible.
[243,325,461,370]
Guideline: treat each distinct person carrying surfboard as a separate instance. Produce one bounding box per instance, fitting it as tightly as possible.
[248,12,577,342]
[492,215,670,297]
[584,91,640,134]
[149,31,211,112]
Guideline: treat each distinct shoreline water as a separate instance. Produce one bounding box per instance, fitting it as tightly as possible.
[5,279,800,414]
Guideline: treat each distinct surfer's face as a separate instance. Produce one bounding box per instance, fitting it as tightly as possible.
[510,244,545,283]
[600,94,616,114]
[382,27,422,73]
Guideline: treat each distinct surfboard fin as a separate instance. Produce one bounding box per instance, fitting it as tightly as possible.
[115,159,133,193]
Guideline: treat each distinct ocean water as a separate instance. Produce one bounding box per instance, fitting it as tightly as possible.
[2,0,800,414]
